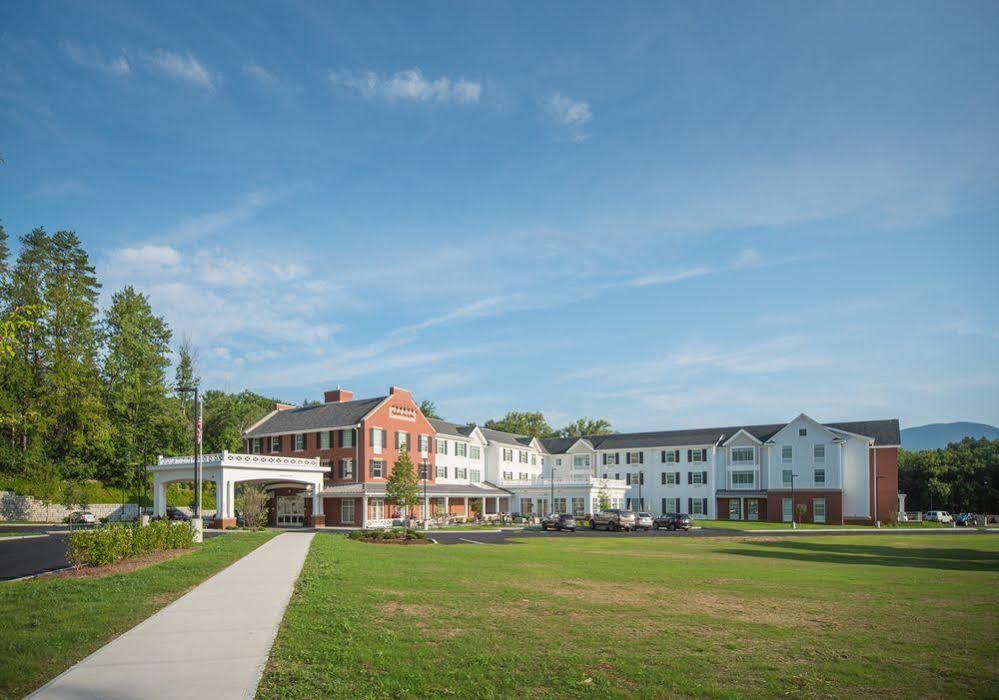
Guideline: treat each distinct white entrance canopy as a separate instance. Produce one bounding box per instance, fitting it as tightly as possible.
[147,451,327,523]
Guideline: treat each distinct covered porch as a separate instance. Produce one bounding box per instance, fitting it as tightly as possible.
[147,452,327,528]
[319,482,513,528]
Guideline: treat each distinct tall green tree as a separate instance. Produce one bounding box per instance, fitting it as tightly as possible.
[556,418,613,438]
[485,411,555,438]
[419,399,441,419]
[102,286,176,485]
[202,390,277,452]
[386,448,420,524]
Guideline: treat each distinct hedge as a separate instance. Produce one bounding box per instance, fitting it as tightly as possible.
[67,521,195,568]
[347,528,428,541]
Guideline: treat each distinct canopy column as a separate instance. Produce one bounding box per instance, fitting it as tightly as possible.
[153,479,167,517]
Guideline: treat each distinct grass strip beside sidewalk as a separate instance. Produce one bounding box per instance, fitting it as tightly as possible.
[0,531,277,698]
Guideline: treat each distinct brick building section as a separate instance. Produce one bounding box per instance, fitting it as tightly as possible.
[765,490,843,524]
[872,446,899,523]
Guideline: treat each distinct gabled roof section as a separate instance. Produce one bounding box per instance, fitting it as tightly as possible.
[244,396,386,437]
[540,437,594,454]
[429,418,467,438]
[764,414,838,444]
[722,428,763,446]
[826,420,901,446]
[477,426,538,448]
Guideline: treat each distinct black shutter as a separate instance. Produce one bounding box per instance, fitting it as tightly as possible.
[687,471,692,485]
[661,450,666,462]
[640,472,645,485]
[675,450,680,463]
[702,449,708,461]
[639,452,644,464]
[626,453,631,465]
[626,473,631,485]
[702,470,708,484]
[688,498,693,513]
[615,453,620,465]
[675,471,680,484]
[702,498,708,514]
[687,449,692,462]
[661,472,666,485]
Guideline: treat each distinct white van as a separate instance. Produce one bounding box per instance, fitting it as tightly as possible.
[925,510,953,523]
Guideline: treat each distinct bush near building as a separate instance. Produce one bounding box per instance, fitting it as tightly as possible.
[66,521,194,568]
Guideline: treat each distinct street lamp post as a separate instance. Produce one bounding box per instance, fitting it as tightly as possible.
[638,470,643,512]
[790,472,799,529]
[421,461,429,531]
[550,462,556,517]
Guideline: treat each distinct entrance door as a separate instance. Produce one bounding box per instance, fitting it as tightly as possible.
[782,498,793,522]
[276,495,305,526]
[728,499,742,520]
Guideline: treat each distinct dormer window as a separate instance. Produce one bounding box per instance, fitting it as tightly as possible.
[799,428,807,436]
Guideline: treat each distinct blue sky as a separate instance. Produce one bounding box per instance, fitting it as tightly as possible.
[2,1,998,431]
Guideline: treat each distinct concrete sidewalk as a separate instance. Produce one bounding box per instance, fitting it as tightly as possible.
[30,531,315,699]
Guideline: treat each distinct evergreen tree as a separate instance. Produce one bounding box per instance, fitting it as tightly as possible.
[102,286,175,485]
[386,448,420,524]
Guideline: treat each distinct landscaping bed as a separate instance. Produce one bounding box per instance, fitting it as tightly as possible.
[67,520,194,568]
[347,528,431,544]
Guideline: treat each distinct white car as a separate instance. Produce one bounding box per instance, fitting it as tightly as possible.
[68,510,97,524]
[925,510,953,523]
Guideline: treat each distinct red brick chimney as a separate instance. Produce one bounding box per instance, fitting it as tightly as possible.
[324,388,354,403]
[273,402,296,411]
[389,386,412,399]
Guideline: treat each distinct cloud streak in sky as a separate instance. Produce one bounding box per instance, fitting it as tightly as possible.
[329,68,481,104]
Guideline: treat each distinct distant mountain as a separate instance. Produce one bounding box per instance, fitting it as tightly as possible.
[901,422,999,451]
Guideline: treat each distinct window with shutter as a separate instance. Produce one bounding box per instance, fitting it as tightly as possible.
[687,471,692,485]
[702,470,708,484]
[687,449,692,462]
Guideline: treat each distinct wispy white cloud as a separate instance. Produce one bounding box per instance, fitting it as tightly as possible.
[630,247,764,287]
[543,92,592,142]
[61,41,130,77]
[110,244,182,269]
[242,62,279,87]
[163,189,280,243]
[141,49,217,90]
[329,68,481,104]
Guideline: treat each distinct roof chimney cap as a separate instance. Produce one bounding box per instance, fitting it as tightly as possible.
[324,388,354,403]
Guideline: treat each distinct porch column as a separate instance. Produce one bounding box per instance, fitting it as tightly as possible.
[481,496,486,518]
[215,475,225,519]
[311,489,323,527]
[227,481,235,518]
[444,496,450,519]
[464,496,468,517]
[361,494,368,528]
[153,479,167,517]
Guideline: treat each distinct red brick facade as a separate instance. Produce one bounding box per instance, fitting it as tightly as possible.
[765,490,843,524]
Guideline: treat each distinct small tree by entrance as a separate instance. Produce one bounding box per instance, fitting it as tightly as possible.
[237,485,269,529]
[597,484,611,512]
[386,449,419,526]
[794,503,807,525]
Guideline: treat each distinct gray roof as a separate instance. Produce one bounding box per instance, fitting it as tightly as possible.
[540,419,900,454]
[477,426,535,447]
[428,418,477,439]
[321,481,512,496]
[245,397,386,437]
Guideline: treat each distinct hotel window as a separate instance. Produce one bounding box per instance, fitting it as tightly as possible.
[342,429,354,448]
[731,447,754,464]
[531,454,537,465]
[603,453,617,465]
[521,499,533,515]
[320,431,330,450]
[627,451,643,464]
[340,500,354,523]
[573,455,591,468]
[455,467,467,479]
[502,448,513,461]
[553,497,567,514]
[503,471,513,480]
[294,434,305,451]
[814,444,825,462]
[469,445,481,459]
[663,472,678,485]
[396,431,409,450]
[747,500,759,520]
[369,498,385,520]
[662,497,680,514]
[436,466,448,479]
[519,450,528,463]
[731,471,754,487]
[252,438,262,454]
[270,436,281,452]
[663,450,678,463]
[813,498,826,523]
[814,468,826,485]
[519,472,529,480]
[556,458,562,466]
[782,446,793,462]
[469,469,481,483]
[690,450,704,463]
[339,459,354,479]
[572,498,584,516]
[782,469,793,486]
[419,435,429,453]
[370,428,384,452]
[436,438,448,454]
[370,460,385,478]
[691,471,705,485]
[455,442,467,457]
[690,499,706,515]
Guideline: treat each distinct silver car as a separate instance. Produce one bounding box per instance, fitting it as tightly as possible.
[590,509,638,531]
[634,512,654,531]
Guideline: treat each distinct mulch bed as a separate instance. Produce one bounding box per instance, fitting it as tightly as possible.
[360,538,433,545]
[49,548,193,580]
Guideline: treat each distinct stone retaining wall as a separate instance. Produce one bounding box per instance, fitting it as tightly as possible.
[0,491,217,522]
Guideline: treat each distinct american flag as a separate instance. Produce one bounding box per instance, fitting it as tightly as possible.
[196,400,203,445]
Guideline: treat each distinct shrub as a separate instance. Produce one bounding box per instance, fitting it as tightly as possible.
[67,521,194,568]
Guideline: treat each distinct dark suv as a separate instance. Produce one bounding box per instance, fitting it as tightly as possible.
[541,513,577,531]
[653,513,692,531]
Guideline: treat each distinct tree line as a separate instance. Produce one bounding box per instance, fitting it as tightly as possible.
[899,438,998,513]
[0,223,278,498]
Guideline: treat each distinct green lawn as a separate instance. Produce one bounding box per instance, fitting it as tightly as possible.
[259,533,999,698]
[695,519,865,530]
[0,531,276,697]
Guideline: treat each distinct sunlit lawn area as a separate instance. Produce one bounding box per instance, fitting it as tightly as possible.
[694,519,950,531]
[259,533,999,698]
[0,531,276,698]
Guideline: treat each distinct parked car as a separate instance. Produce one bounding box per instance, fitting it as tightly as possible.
[954,513,979,527]
[590,509,637,531]
[653,513,692,531]
[925,510,953,523]
[541,513,577,531]
[67,510,96,525]
[166,507,191,522]
[634,512,654,531]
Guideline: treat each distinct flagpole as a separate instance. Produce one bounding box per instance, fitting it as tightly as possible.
[193,387,204,542]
